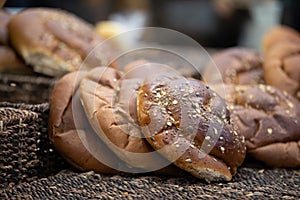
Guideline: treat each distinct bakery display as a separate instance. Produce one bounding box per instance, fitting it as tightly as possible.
[225,84,300,167]
[1,4,300,196]
[204,47,264,85]
[49,70,120,173]
[8,8,116,77]
[137,72,246,181]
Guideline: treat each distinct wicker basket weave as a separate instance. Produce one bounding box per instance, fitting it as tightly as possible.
[0,102,69,188]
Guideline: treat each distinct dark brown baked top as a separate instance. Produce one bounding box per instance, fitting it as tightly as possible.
[225,84,300,167]
[138,73,246,181]
[204,48,264,85]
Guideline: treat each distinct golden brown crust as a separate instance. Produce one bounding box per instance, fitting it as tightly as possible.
[8,8,115,77]
[137,73,246,181]
[49,71,119,173]
[225,84,300,167]
[263,25,300,53]
[263,42,300,100]
[204,48,264,85]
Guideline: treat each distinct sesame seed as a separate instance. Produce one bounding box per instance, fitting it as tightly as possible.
[220,147,225,153]
[219,136,224,140]
[267,128,273,135]
[167,121,172,126]
[287,101,294,108]
[172,100,178,105]
[175,144,180,148]
[213,127,218,134]
[234,131,238,136]
[205,136,211,140]
[185,158,192,163]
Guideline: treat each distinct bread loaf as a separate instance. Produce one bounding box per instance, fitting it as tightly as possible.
[49,71,120,173]
[8,8,116,77]
[137,72,246,181]
[225,84,300,167]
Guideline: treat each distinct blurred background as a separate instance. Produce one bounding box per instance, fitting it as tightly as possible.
[3,0,299,50]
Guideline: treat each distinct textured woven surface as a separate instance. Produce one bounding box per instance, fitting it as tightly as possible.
[1,167,299,200]
[0,102,69,188]
[0,74,55,103]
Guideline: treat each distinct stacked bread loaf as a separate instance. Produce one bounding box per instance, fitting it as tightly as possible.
[49,64,247,182]
[44,9,297,180]
[3,7,299,182]
[1,8,115,77]
[203,26,300,168]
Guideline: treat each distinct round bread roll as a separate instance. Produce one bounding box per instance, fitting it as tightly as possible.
[0,46,34,75]
[80,66,183,173]
[49,70,120,173]
[263,25,300,53]
[204,48,264,85]
[8,8,116,77]
[264,42,300,100]
[225,84,300,167]
[0,10,11,45]
[137,73,246,181]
